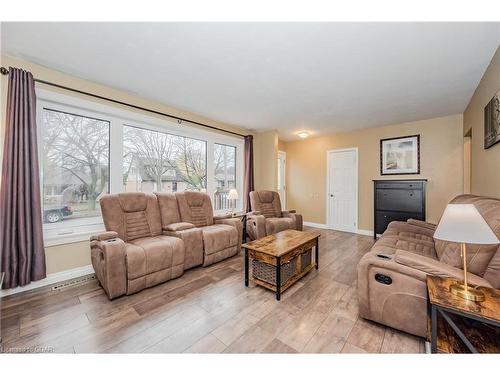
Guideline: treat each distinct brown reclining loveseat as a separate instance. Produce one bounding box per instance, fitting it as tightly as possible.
[90,191,242,299]
[357,194,500,337]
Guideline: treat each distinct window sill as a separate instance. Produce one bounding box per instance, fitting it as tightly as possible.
[44,226,104,247]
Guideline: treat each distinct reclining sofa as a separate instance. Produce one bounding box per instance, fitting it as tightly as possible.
[90,191,242,299]
[357,194,500,337]
[246,190,303,240]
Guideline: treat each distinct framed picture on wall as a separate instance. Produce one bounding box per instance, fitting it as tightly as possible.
[484,88,500,149]
[380,134,420,175]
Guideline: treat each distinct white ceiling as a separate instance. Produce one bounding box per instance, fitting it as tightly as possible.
[2,22,499,140]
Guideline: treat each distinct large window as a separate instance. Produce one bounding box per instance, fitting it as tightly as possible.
[123,125,206,193]
[41,108,109,239]
[37,90,243,245]
[213,143,236,211]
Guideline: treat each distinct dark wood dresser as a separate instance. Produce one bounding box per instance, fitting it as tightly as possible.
[373,179,427,239]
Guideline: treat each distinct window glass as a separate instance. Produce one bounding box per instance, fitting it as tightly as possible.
[41,108,109,231]
[123,125,207,193]
[213,143,236,211]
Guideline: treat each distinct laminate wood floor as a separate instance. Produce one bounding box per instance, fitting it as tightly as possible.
[0,228,425,354]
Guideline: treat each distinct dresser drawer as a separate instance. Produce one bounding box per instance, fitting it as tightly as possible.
[375,210,424,235]
[376,189,423,212]
[375,181,424,190]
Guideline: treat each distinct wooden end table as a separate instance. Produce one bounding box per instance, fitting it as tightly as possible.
[230,212,247,243]
[427,275,500,353]
[242,229,320,301]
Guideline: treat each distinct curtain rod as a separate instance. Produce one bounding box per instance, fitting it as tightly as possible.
[0,66,247,138]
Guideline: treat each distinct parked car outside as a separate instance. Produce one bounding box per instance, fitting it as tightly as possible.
[43,205,73,223]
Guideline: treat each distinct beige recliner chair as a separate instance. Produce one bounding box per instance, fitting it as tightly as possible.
[357,195,500,338]
[156,191,242,267]
[246,190,303,240]
[90,192,185,299]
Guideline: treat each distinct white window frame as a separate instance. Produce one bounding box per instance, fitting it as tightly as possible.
[36,89,244,246]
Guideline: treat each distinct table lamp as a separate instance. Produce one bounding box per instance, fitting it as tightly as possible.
[433,203,499,302]
[228,188,239,216]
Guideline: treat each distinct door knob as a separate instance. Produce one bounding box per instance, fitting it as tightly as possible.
[330,194,334,198]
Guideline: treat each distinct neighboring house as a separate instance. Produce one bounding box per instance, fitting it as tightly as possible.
[124,162,188,193]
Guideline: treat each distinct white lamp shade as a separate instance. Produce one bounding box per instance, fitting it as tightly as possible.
[433,204,499,244]
[228,189,239,200]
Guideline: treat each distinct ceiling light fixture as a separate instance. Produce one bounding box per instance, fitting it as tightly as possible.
[297,131,310,139]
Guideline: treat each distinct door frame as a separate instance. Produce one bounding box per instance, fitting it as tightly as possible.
[326,147,359,233]
[277,150,287,209]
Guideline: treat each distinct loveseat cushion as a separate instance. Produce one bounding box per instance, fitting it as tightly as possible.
[201,224,238,255]
[249,190,282,218]
[395,238,437,258]
[155,192,181,226]
[125,235,184,279]
[100,193,162,241]
[176,191,214,227]
[398,231,434,243]
[394,250,493,287]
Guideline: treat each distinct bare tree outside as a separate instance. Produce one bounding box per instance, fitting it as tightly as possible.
[123,126,206,192]
[41,109,109,223]
[214,143,236,190]
[175,136,207,189]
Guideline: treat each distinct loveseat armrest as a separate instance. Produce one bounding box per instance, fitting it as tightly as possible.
[164,222,196,232]
[406,219,437,231]
[246,212,266,240]
[90,233,127,299]
[90,231,118,241]
[214,217,243,248]
[282,211,303,231]
[394,250,492,287]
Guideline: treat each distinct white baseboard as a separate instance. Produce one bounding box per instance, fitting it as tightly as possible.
[356,229,374,237]
[303,221,329,229]
[304,221,374,237]
[0,264,94,298]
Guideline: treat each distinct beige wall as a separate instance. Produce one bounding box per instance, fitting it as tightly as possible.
[278,139,287,152]
[463,46,500,199]
[253,130,278,191]
[0,54,255,275]
[463,135,471,194]
[285,114,464,230]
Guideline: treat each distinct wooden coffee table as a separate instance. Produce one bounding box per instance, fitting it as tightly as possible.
[242,229,320,300]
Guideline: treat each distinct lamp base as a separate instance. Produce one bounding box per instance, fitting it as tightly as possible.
[449,282,485,302]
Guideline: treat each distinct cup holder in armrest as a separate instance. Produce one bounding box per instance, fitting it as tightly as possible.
[375,273,392,285]
[376,254,391,260]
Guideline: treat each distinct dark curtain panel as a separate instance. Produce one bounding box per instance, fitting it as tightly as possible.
[0,67,46,289]
[243,135,254,212]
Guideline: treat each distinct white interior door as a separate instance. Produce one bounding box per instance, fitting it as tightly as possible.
[277,151,286,209]
[327,149,358,233]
